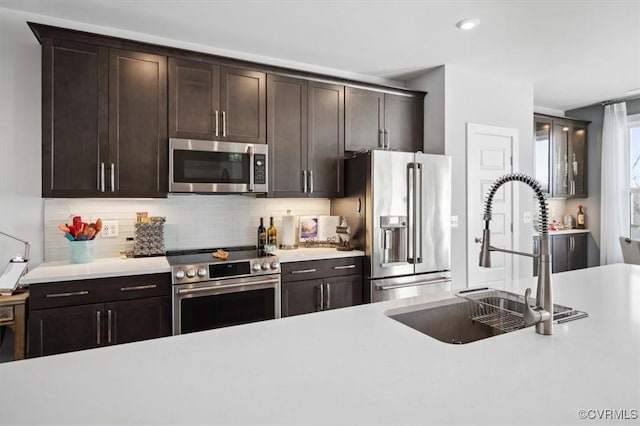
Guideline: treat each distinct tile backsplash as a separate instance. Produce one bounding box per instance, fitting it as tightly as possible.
[44,196,330,261]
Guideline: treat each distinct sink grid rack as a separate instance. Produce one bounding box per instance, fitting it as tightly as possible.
[456,288,531,333]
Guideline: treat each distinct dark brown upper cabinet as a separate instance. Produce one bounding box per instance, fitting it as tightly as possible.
[169,58,266,144]
[533,114,588,198]
[41,37,167,198]
[267,74,343,198]
[345,87,423,153]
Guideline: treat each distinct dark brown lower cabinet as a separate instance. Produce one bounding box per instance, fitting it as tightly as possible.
[281,257,363,317]
[533,233,588,276]
[28,274,171,358]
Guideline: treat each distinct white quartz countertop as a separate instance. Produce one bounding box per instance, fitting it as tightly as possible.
[2,263,639,425]
[534,228,590,236]
[20,248,365,284]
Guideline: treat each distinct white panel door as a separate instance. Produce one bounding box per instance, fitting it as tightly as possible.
[466,123,518,287]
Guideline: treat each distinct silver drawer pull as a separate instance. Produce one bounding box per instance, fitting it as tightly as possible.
[291,269,317,274]
[333,265,356,270]
[120,284,157,292]
[46,290,89,298]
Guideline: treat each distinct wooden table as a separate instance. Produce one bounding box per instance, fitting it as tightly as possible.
[0,291,28,360]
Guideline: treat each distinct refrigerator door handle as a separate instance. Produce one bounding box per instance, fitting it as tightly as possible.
[415,162,423,264]
[407,163,415,264]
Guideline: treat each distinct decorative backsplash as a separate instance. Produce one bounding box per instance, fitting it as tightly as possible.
[44,196,330,261]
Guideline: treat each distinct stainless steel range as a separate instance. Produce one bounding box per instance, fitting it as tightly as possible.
[167,246,281,335]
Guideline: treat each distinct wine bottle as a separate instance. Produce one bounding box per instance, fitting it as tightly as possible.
[576,205,585,229]
[266,216,277,254]
[257,217,267,256]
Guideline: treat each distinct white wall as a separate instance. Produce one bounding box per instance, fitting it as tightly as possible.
[407,66,445,154]
[409,65,534,288]
[0,8,43,266]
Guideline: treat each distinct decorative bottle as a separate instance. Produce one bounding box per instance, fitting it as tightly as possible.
[266,217,277,254]
[576,205,585,229]
[257,217,267,256]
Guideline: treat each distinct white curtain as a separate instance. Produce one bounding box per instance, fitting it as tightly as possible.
[601,102,630,265]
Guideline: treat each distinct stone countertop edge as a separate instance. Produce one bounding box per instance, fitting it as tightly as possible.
[533,228,590,236]
[19,248,365,285]
[2,263,639,425]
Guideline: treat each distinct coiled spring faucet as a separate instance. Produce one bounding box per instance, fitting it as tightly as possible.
[478,173,553,335]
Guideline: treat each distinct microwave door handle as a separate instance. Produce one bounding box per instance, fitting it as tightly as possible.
[248,145,255,192]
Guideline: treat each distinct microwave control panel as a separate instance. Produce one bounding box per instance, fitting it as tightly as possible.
[254,154,266,184]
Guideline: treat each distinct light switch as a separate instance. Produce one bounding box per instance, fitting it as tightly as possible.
[523,211,532,224]
[450,216,459,228]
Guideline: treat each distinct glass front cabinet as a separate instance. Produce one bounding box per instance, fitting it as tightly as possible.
[534,114,588,198]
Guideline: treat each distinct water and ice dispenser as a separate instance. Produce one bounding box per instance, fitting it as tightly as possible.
[380,215,407,265]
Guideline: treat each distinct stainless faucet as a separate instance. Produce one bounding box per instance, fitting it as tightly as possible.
[478,173,553,335]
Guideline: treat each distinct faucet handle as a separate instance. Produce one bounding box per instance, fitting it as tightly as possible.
[522,288,542,325]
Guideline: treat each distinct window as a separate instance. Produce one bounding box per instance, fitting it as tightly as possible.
[629,114,640,239]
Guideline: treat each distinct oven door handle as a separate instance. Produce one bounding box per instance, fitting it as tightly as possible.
[176,278,279,295]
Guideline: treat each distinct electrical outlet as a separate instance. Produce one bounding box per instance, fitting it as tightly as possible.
[450,215,459,228]
[523,211,532,224]
[101,220,119,238]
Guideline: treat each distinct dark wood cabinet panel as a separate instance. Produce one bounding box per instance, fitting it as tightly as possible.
[168,58,220,139]
[307,81,344,198]
[106,296,170,345]
[551,235,569,273]
[345,87,384,152]
[567,233,587,271]
[220,67,266,144]
[534,234,587,275]
[282,278,324,317]
[28,303,103,357]
[267,74,307,197]
[324,274,362,310]
[42,38,108,198]
[384,94,423,152]
[109,49,168,197]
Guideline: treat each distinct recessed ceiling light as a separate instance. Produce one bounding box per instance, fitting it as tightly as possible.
[456,18,480,31]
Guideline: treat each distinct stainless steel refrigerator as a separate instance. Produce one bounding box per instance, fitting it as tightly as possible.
[331,150,451,302]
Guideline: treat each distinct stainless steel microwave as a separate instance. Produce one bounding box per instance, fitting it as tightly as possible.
[169,138,268,193]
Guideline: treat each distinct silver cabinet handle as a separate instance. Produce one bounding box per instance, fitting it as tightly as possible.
[385,129,390,149]
[120,284,157,292]
[325,283,331,310]
[100,163,105,192]
[379,130,384,148]
[248,145,255,192]
[46,290,89,298]
[110,163,115,193]
[222,111,227,137]
[291,268,317,274]
[96,311,101,345]
[308,170,314,194]
[107,309,112,344]
[333,265,356,270]
[302,170,308,193]
[317,284,324,311]
[215,110,219,137]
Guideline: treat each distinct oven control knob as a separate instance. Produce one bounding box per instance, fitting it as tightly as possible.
[252,263,262,272]
[197,268,207,277]
[261,262,270,271]
[186,269,196,278]
[175,270,185,279]
[270,261,280,270]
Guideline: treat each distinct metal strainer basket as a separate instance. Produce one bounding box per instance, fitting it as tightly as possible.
[456,288,532,333]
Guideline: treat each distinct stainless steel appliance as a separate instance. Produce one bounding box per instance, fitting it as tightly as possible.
[168,246,280,335]
[169,138,267,193]
[331,150,451,302]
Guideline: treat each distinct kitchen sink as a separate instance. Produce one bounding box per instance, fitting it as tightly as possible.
[387,291,587,344]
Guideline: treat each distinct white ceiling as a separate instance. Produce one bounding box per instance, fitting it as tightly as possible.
[1,0,639,111]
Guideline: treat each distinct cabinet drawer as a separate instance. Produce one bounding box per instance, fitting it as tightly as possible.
[29,273,171,309]
[281,257,362,282]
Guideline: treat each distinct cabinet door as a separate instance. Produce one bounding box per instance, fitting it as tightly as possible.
[570,123,587,197]
[168,58,220,140]
[551,235,569,273]
[220,67,266,144]
[567,234,588,271]
[383,94,423,152]
[324,275,362,311]
[109,49,168,197]
[345,87,384,151]
[534,116,552,196]
[42,38,108,197]
[307,81,344,198]
[105,296,170,345]
[552,122,571,197]
[281,279,324,317]
[28,303,103,357]
[267,74,307,197]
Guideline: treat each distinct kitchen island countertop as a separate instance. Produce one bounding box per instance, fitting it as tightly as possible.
[4,263,639,425]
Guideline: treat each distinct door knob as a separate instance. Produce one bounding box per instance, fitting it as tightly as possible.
[474,237,482,244]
